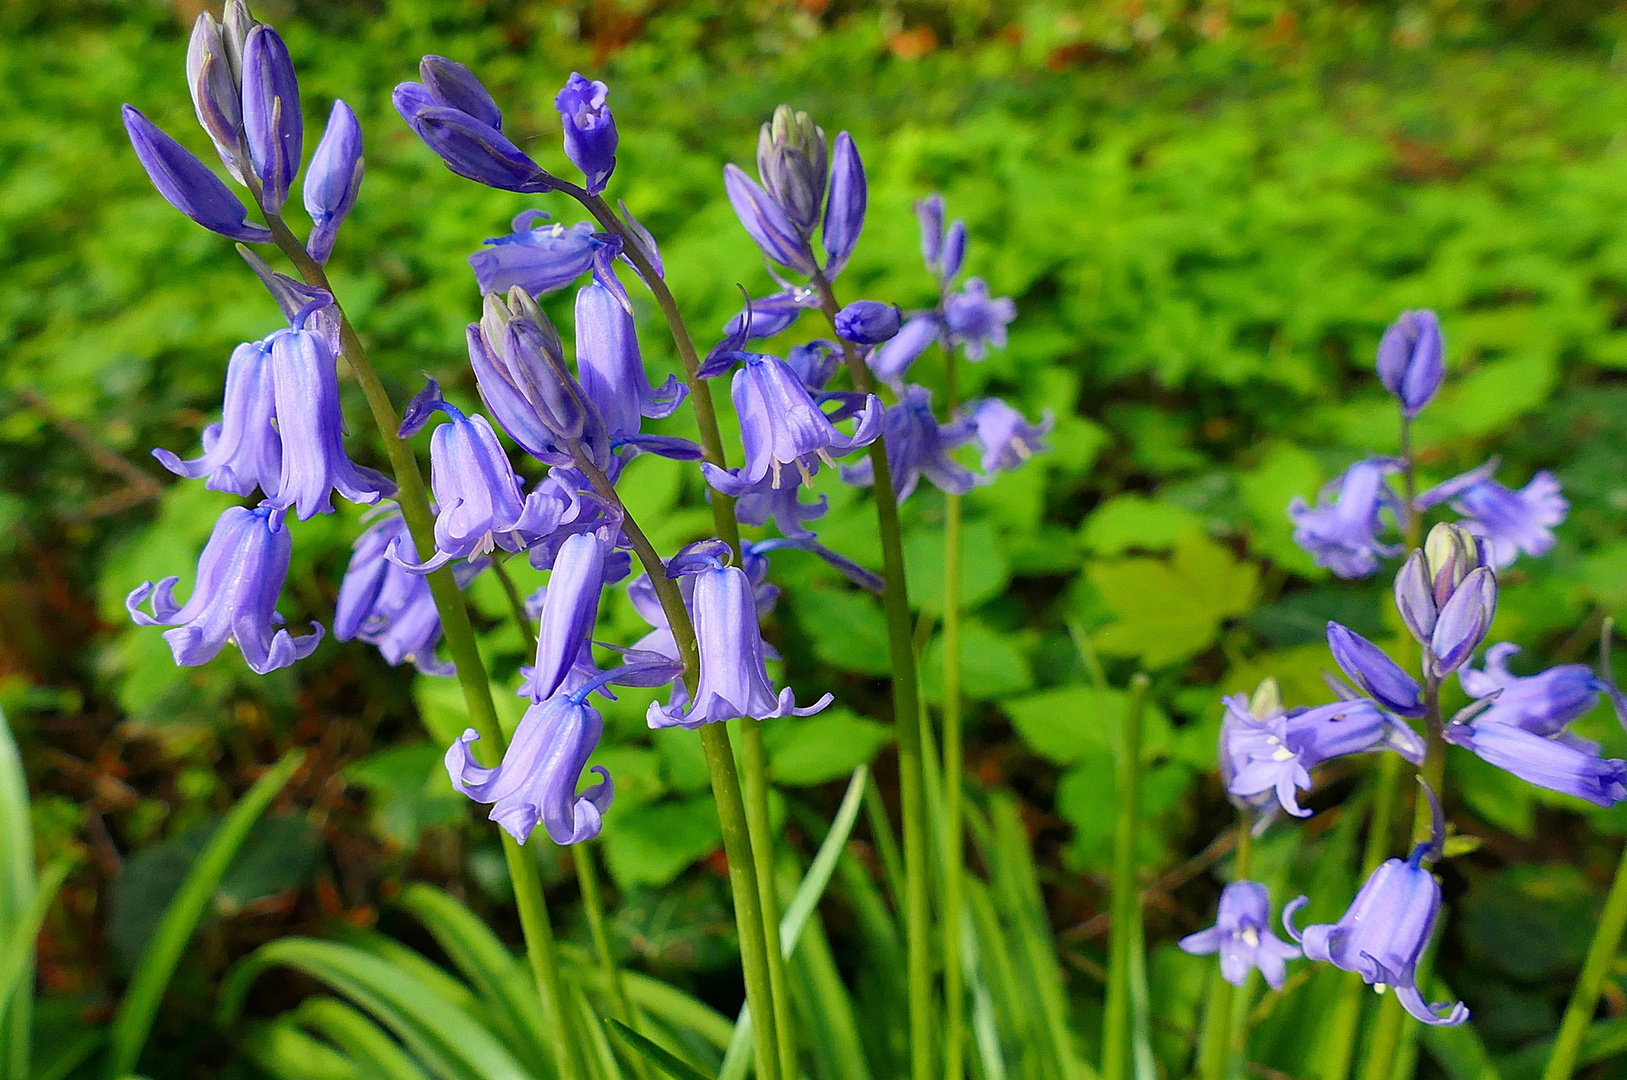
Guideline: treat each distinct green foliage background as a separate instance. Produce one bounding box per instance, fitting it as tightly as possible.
[6,0,1627,1075]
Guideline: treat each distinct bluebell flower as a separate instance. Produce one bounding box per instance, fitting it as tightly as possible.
[1221,693,1423,817]
[446,691,613,845]
[395,58,559,194]
[647,551,833,730]
[1426,565,1496,676]
[241,25,301,212]
[834,300,901,346]
[940,220,966,283]
[122,105,272,243]
[822,131,866,277]
[523,531,609,703]
[575,263,686,439]
[841,385,976,503]
[1287,459,1403,578]
[555,73,617,195]
[756,105,827,240]
[1443,717,1627,807]
[1327,622,1426,718]
[728,469,828,540]
[266,325,394,519]
[1416,460,1567,570]
[869,314,941,387]
[961,398,1053,475]
[303,100,363,264]
[916,195,945,272]
[1285,789,1466,1026]
[724,163,818,275]
[127,503,322,674]
[521,463,626,573]
[392,380,556,572]
[470,287,611,469]
[1375,310,1445,419]
[1179,881,1301,989]
[185,10,250,185]
[701,353,882,493]
[469,213,597,296]
[334,511,475,676]
[1459,643,1613,735]
[153,337,281,498]
[786,340,841,393]
[943,279,1015,361]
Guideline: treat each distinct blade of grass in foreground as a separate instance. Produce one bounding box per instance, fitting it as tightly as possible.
[0,706,35,1080]
[105,749,304,1080]
[718,766,868,1080]
[1102,675,1150,1080]
[608,1021,715,1080]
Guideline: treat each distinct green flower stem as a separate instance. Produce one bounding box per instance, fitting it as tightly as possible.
[259,214,587,1080]
[810,269,934,1080]
[490,558,534,651]
[941,341,966,1080]
[572,846,650,1080]
[570,453,783,1080]
[1103,674,1150,1080]
[578,195,793,1078]
[1545,839,1627,1080]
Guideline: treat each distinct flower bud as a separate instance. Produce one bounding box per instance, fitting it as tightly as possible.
[221,0,258,81]
[303,100,363,264]
[474,289,607,466]
[916,194,944,271]
[1430,566,1497,675]
[555,73,617,195]
[241,25,302,212]
[822,131,867,276]
[419,55,503,131]
[186,13,249,184]
[940,219,966,281]
[757,105,828,237]
[1394,550,1436,644]
[834,300,901,346]
[1376,309,1445,418]
[1423,522,1482,608]
[122,105,272,244]
[1249,677,1282,719]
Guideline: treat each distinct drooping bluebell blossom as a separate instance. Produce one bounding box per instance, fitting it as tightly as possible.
[943,278,1016,361]
[241,25,301,213]
[391,380,557,572]
[1416,460,1567,570]
[394,57,559,194]
[575,261,686,438]
[1283,795,1468,1026]
[266,323,394,519]
[470,287,611,469]
[522,462,627,573]
[153,337,281,497]
[1221,693,1423,817]
[555,73,617,195]
[961,398,1053,476]
[834,300,901,346]
[822,131,866,277]
[701,353,882,493]
[1287,458,1403,578]
[303,100,363,264]
[446,691,613,845]
[1179,880,1301,989]
[648,551,834,730]
[870,313,941,387]
[1443,717,1627,807]
[786,341,841,393]
[469,213,597,296]
[841,384,976,504]
[729,469,828,541]
[916,195,945,272]
[1459,643,1614,736]
[716,289,822,349]
[185,10,250,185]
[122,106,273,243]
[1327,622,1425,717]
[1375,309,1445,419]
[127,503,322,674]
[334,511,471,676]
[523,531,609,703]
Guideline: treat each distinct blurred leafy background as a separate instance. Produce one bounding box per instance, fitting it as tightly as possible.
[6,0,1627,1075]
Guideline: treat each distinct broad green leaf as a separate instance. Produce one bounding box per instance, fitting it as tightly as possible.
[1079,494,1204,555]
[1237,441,1324,576]
[766,710,892,786]
[107,750,304,1079]
[1088,529,1258,667]
[903,520,1011,613]
[920,621,1034,703]
[602,798,722,888]
[792,588,892,676]
[1000,685,1173,766]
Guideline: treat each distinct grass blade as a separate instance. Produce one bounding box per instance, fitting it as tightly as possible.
[607,1020,715,1080]
[294,997,432,1080]
[0,706,35,1080]
[718,767,869,1080]
[105,748,304,1079]
[240,1020,362,1080]
[0,856,74,1010]
[1103,674,1149,1080]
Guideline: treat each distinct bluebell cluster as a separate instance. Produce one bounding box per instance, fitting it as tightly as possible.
[119,4,1049,849]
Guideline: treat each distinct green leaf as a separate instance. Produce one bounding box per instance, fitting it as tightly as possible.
[0,706,35,1080]
[792,588,892,675]
[1001,685,1172,767]
[904,520,1011,612]
[602,798,722,888]
[606,1020,715,1080]
[1079,495,1204,555]
[920,622,1033,703]
[239,1020,361,1080]
[1087,529,1258,667]
[1237,441,1324,576]
[107,750,304,1079]
[291,998,432,1080]
[766,710,892,786]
